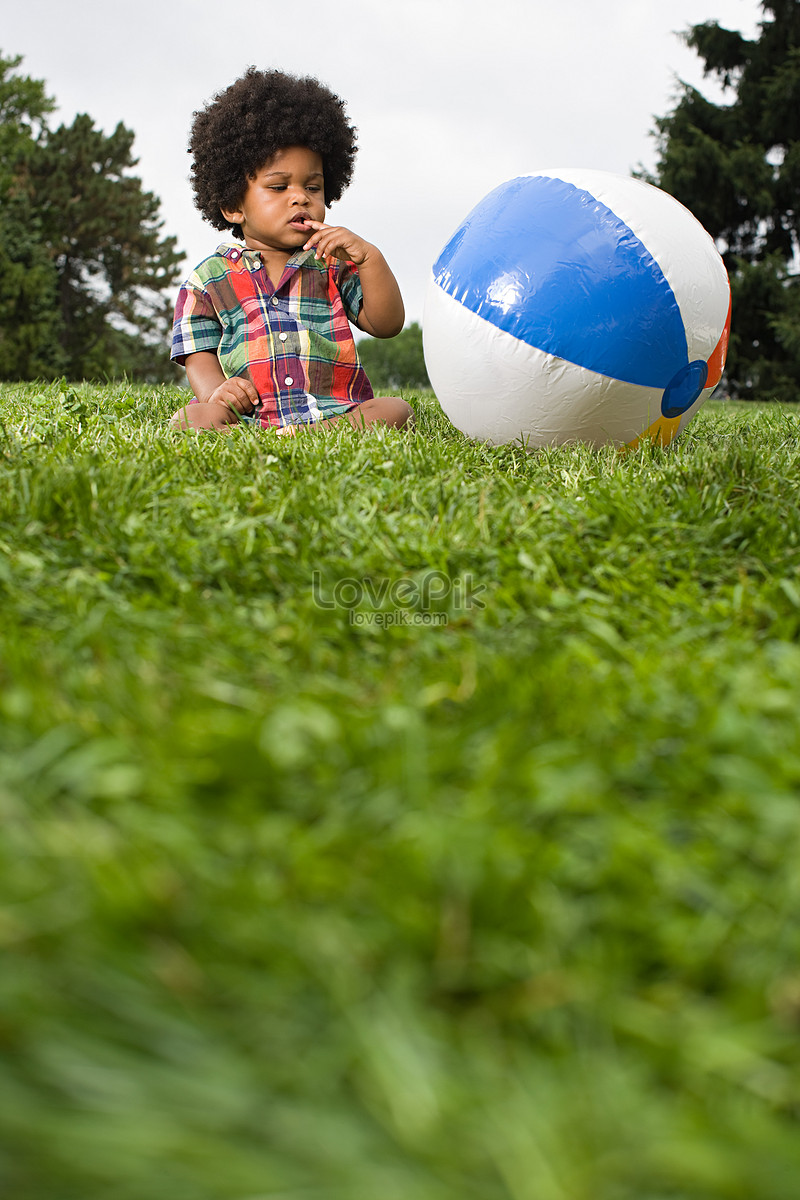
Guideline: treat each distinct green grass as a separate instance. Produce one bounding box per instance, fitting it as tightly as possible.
[3,379,800,1199]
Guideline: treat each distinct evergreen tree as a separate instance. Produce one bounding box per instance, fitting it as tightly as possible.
[0,53,183,381]
[0,53,62,379]
[31,114,183,380]
[648,1,800,401]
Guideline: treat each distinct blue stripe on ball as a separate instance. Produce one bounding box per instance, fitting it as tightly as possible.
[433,174,689,390]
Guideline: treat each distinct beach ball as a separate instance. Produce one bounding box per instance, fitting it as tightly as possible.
[423,169,731,449]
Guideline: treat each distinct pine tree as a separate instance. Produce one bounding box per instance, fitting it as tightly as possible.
[0,52,62,379]
[0,52,183,381]
[31,114,183,380]
[648,1,800,401]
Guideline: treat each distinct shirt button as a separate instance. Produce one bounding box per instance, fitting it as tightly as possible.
[271,297,279,306]
[284,376,293,386]
[279,333,288,342]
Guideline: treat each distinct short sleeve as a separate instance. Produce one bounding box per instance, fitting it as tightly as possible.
[336,261,364,327]
[171,280,223,364]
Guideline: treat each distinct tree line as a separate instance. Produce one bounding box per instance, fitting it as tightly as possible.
[2,6,800,397]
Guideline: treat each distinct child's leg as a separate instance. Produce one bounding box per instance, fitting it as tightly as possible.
[169,396,414,437]
[277,397,413,437]
[169,401,240,431]
[343,396,414,430]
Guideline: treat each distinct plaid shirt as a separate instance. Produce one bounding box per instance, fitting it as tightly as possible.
[171,244,374,427]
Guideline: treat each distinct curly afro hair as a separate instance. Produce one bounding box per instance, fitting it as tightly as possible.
[189,67,358,238]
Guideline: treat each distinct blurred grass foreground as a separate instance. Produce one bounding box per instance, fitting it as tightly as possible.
[3,381,800,1199]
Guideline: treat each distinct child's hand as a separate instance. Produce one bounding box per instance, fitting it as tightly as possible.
[302,221,372,266]
[208,377,258,416]
[302,221,405,338]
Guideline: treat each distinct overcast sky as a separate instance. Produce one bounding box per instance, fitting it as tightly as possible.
[4,0,760,327]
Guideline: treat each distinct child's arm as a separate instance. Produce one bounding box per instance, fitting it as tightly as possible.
[301,221,404,338]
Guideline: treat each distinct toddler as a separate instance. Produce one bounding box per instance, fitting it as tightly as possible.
[169,68,412,434]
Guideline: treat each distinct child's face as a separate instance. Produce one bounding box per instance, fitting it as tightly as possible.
[221,145,326,252]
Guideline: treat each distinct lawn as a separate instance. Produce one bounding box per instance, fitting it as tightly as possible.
[2,380,800,1199]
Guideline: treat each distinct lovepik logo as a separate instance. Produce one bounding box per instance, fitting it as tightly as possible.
[311,570,486,619]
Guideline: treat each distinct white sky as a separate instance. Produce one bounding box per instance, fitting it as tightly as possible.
[4,0,760,326]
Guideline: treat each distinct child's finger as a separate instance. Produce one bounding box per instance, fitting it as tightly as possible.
[309,233,344,259]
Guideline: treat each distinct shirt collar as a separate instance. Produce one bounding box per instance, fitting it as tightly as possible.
[217,243,323,272]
